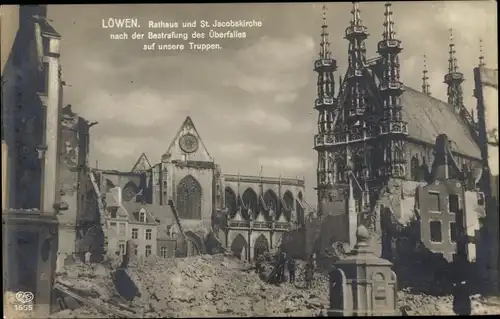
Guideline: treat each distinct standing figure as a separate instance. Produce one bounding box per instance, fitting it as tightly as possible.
[305,260,314,289]
[278,251,287,283]
[288,257,296,284]
[452,236,472,316]
[452,278,472,316]
[84,250,91,264]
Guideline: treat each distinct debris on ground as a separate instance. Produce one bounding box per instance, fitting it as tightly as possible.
[397,289,500,316]
[49,254,500,318]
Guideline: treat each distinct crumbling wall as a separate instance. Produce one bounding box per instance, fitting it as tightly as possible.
[58,105,94,257]
[58,106,79,256]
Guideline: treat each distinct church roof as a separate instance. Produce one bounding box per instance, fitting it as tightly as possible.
[364,65,481,159]
[164,116,213,161]
[131,153,152,172]
[401,87,481,159]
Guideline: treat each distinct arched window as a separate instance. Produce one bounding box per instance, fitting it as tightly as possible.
[122,181,139,202]
[176,175,202,219]
[264,190,278,220]
[241,188,258,219]
[231,234,248,260]
[283,191,294,221]
[283,191,294,211]
[253,234,269,261]
[224,187,237,214]
[296,199,305,226]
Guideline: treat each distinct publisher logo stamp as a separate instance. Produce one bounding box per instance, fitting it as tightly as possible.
[14,291,34,312]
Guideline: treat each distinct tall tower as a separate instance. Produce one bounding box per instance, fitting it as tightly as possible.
[444,29,465,112]
[340,1,373,212]
[314,5,338,213]
[376,2,408,180]
[422,54,431,96]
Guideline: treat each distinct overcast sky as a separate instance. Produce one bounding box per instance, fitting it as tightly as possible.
[49,2,498,206]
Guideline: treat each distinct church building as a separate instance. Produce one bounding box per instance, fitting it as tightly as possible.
[92,116,307,262]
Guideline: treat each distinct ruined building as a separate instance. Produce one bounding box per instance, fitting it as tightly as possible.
[310,2,493,276]
[57,104,102,266]
[1,5,67,316]
[90,117,309,262]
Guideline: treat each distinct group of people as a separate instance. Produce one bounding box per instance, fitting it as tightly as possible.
[274,251,296,284]
[263,251,316,288]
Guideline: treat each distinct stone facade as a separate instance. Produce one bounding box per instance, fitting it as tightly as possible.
[86,117,308,262]
[1,5,65,316]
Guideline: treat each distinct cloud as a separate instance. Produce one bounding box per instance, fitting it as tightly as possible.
[223,35,315,94]
[217,143,265,159]
[258,156,313,171]
[94,136,162,159]
[219,108,293,133]
[434,2,497,44]
[77,89,194,127]
[274,92,299,103]
[245,109,292,132]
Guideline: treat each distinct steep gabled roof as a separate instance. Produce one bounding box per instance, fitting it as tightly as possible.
[131,153,152,172]
[165,116,213,160]
[401,87,481,159]
[364,64,481,159]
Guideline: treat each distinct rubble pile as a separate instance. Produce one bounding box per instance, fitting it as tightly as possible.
[129,254,329,317]
[50,254,500,318]
[398,289,500,316]
[52,254,329,318]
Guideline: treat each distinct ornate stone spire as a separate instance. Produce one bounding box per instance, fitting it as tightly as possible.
[314,4,338,211]
[345,1,369,74]
[319,5,331,60]
[382,1,395,41]
[444,28,464,111]
[350,1,362,27]
[422,54,431,96]
[479,38,485,68]
[377,2,407,180]
[448,29,459,73]
[344,1,369,117]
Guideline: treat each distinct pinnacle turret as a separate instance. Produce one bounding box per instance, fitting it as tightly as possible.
[448,29,459,73]
[444,28,464,111]
[383,2,395,41]
[313,5,341,212]
[345,1,369,74]
[344,1,369,118]
[422,54,431,96]
[350,1,362,27]
[377,1,407,180]
[319,5,331,60]
[314,4,337,104]
[479,38,485,68]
